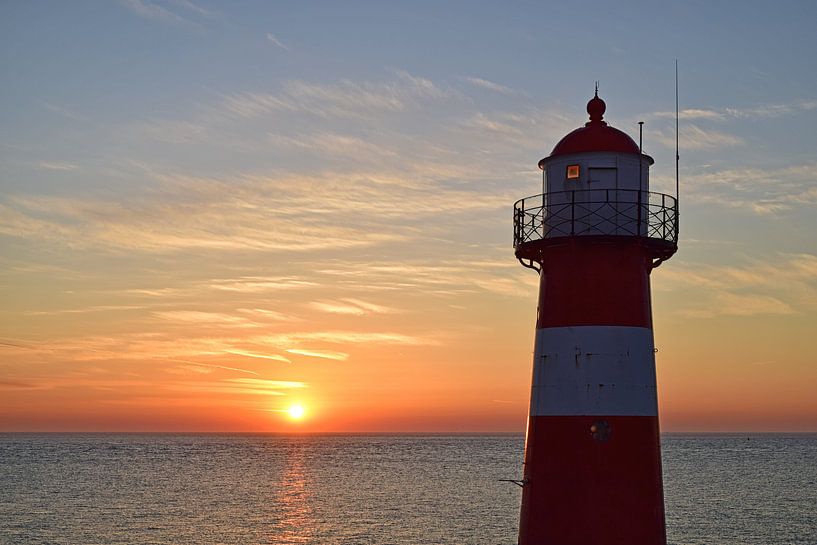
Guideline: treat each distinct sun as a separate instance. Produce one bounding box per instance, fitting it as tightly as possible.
[287,403,306,420]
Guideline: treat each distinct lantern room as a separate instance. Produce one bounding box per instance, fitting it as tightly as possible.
[513,91,678,267]
[539,91,653,195]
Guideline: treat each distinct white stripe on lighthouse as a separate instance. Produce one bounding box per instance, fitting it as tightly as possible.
[530,325,658,416]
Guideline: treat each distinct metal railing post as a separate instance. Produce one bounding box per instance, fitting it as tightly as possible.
[570,191,575,235]
[661,194,667,240]
[514,207,519,245]
[674,199,679,242]
[606,188,612,234]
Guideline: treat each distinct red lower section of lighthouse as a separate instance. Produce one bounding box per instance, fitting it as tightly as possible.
[518,415,666,545]
[516,238,669,544]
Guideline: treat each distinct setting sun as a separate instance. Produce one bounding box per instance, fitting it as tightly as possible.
[287,404,306,421]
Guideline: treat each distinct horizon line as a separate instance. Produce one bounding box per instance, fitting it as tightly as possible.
[2,430,816,435]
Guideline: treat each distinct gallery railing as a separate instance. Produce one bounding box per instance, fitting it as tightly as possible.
[513,189,678,248]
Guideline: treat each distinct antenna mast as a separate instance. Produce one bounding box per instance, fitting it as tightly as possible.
[638,121,644,189]
[675,60,680,204]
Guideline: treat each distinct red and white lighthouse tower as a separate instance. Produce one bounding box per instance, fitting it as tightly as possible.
[513,91,678,545]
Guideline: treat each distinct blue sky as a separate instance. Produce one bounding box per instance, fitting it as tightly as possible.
[4,1,816,189]
[1,1,816,431]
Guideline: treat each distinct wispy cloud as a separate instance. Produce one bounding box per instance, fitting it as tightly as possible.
[4,71,547,266]
[154,310,260,328]
[166,360,261,376]
[125,287,187,298]
[658,253,817,317]
[267,131,398,160]
[0,326,437,368]
[317,260,537,298]
[38,100,88,122]
[725,100,817,119]
[121,0,190,25]
[130,119,209,144]
[471,276,537,297]
[677,293,795,318]
[673,162,817,214]
[38,161,79,171]
[221,70,452,119]
[654,123,744,150]
[309,301,369,315]
[0,380,49,390]
[163,377,305,397]
[285,348,349,361]
[0,163,509,253]
[227,378,305,389]
[208,277,318,293]
[651,108,725,120]
[254,330,435,347]
[236,308,292,321]
[26,305,143,316]
[223,349,291,363]
[342,298,399,314]
[170,0,211,17]
[266,33,289,51]
[462,113,525,136]
[660,254,817,293]
[309,298,399,315]
[650,99,817,121]
[464,76,514,95]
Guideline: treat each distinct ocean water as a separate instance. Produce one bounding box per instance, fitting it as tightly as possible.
[0,434,814,545]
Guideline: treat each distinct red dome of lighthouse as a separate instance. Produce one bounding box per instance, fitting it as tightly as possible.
[539,92,639,168]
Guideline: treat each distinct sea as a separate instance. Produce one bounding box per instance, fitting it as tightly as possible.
[0,433,814,545]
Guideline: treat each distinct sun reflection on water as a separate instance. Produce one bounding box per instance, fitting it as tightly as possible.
[270,441,313,544]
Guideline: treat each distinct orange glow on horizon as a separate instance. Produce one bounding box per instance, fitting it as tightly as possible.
[1,38,816,435]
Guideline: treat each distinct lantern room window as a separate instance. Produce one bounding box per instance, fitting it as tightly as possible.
[566,164,580,180]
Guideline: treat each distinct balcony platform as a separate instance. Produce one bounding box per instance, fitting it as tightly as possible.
[514,189,678,266]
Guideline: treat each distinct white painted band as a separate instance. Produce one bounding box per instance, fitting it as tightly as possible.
[529,325,658,416]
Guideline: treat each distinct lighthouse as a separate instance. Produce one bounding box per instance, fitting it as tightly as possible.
[513,91,678,544]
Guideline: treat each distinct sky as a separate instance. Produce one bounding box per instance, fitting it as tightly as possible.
[1,0,816,432]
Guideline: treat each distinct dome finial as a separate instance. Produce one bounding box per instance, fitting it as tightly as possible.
[587,86,606,124]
